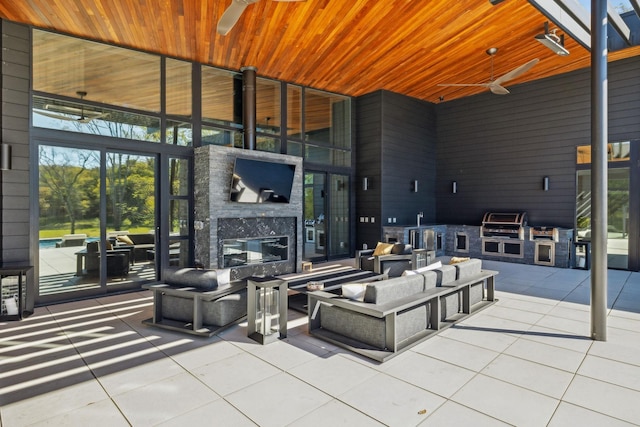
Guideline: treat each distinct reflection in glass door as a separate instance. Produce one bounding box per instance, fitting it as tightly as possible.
[38,145,157,301]
[38,145,101,296]
[105,152,157,288]
[576,168,630,269]
[304,172,326,260]
[330,174,350,258]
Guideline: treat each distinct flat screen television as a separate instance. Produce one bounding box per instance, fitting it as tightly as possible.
[229,157,296,203]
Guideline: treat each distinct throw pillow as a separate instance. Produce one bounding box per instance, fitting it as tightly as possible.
[449,256,470,265]
[117,235,134,245]
[342,283,368,301]
[391,243,412,255]
[216,268,231,286]
[373,242,394,256]
[402,260,443,276]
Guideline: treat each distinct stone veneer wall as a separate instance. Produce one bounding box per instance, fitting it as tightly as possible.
[194,145,303,280]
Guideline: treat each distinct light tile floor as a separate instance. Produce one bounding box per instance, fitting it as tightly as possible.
[1,259,640,426]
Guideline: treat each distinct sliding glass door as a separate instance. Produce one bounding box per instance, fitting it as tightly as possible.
[303,171,350,261]
[38,145,158,301]
[576,167,630,270]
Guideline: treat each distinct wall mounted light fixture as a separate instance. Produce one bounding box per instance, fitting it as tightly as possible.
[452,181,457,194]
[412,180,418,193]
[362,177,369,191]
[0,143,11,171]
[543,176,549,191]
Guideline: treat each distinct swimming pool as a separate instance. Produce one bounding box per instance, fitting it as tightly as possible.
[39,237,98,249]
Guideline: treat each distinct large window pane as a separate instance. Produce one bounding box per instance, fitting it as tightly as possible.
[305,89,351,148]
[256,135,281,153]
[169,158,189,196]
[257,78,281,135]
[202,125,242,147]
[33,30,160,112]
[305,144,351,167]
[577,141,630,164]
[287,141,303,157]
[166,59,192,117]
[576,168,629,269]
[202,66,242,127]
[287,85,302,139]
[33,96,161,142]
[166,120,192,146]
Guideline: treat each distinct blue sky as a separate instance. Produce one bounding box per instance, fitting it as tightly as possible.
[577,0,634,13]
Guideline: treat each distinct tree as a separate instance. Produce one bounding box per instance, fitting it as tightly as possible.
[39,147,98,234]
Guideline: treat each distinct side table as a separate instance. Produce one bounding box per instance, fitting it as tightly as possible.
[1,264,33,320]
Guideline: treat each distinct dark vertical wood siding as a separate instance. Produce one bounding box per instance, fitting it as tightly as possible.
[356,91,383,248]
[1,21,30,263]
[356,90,437,248]
[436,56,640,229]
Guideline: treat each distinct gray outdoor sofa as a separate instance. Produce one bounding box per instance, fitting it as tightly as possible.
[142,267,247,336]
[308,258,497,362]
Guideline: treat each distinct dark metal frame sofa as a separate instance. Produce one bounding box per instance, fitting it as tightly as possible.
[142,267,247,336]
[357,242,430,277]
[308,258,497,362]
[114,233,156,262]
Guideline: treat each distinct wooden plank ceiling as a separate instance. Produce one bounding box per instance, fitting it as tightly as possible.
[1,0,639,103]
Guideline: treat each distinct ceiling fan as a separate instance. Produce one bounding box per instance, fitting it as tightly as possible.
[217,0,306,36]
[34,91,104,123]
[438,48,539,95]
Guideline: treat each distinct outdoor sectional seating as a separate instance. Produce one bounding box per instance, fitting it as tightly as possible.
[115,233,156,262]
[308,258,497,362]
[357,242,431,277]
[142,267,247,336]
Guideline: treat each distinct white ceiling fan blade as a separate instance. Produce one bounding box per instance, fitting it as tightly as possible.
[217,0,257,35]
[493,58,539,86]
[488,84,510,95]
[35,109,103,123]
[35,109,81,122]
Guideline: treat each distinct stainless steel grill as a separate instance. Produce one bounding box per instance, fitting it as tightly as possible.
[481,212,527,240]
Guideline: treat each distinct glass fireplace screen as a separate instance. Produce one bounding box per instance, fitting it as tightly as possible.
[222,236,289,268]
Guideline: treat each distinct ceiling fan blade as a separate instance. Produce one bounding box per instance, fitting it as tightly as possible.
[493,58,539,86]
[35,109,103,123]
[488,84,510,95]
[217,0,257,35]
[34,109,81,121]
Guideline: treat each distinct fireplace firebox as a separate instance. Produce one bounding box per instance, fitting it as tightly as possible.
[223,236,289,268]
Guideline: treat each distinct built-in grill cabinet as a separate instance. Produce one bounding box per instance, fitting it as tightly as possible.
[530,226,559,266]
[481,212,527,258]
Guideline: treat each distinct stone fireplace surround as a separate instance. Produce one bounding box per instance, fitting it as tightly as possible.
[194,145,304,281]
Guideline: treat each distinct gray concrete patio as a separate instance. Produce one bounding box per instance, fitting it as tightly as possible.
[1,259,639,426]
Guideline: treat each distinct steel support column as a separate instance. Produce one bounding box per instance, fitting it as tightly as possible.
[590,0,608,341]
[241,66,257,150]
